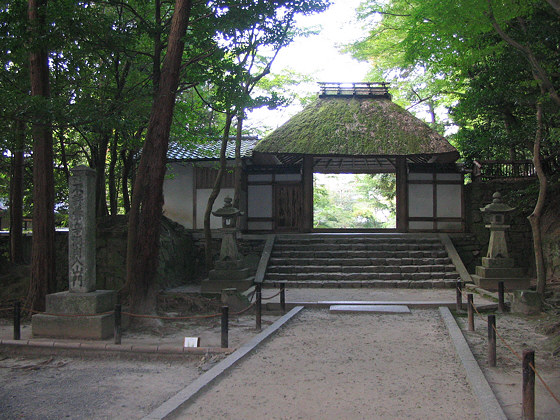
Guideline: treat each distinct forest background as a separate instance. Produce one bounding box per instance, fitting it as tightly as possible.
[1,0,559,312]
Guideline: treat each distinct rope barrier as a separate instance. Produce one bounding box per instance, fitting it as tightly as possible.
[457,285,560,405]
[23,308,115,317]
[232,301,256,316]
[16,300,257,321]
[261,290,282,301]
[122,311,221,320]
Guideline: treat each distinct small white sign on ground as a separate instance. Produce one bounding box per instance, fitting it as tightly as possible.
[329,305,411,314]
[184,337,200,347]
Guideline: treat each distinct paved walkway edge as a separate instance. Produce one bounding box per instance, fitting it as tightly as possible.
[439,307,507,420]
[0,339,232,356]
[142,306,305,420]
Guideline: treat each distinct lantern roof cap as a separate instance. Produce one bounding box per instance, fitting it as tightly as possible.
[480,192,515,213]
[212,197,241,217]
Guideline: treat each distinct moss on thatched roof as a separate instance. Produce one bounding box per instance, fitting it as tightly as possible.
[255,97,456,156]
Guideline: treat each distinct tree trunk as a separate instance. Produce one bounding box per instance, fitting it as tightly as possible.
[120,149,133,214]
[27,0,56,311]
[10,120,25,265]
[233,112,243,209]
[125,0,192,315]
[204,113,234,270]
[109,131,119,216]
[95,134,110,217]
[528,99,547,297]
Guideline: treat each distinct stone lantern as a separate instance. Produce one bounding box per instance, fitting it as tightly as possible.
[201,197,252,293]
[481,192,515,260]
[472,192,529,291]
[212,196,242,263]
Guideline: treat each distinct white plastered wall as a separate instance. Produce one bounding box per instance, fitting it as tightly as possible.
[247,173,274,231]
[162,163,194,229]
[407,171,463,231]
[196,188,235,229]
[247,184,273,231]
[163,162,236,230]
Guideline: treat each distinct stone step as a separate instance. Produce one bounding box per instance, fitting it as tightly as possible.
[264,272,459,281]
[274,236,442,245]
[273,242,444,251]
[263,235,457,289]
[271,250,449,259]
[264,279,457,289]
[267,264,458,274]
[329,304,411,314]
[268,257,453,266]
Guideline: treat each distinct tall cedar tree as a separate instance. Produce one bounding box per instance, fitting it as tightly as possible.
[27,0,56,311]
[125,0,192,315]
[10,120,25,264]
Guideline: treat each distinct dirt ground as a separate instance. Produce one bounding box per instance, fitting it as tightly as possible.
[173,308,484,420]
[0,356,203,420]
[0,312,277,420]
[0,288,559,419]
[456,310,560,420]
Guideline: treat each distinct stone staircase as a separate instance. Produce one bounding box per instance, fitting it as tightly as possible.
[264,234,460,288]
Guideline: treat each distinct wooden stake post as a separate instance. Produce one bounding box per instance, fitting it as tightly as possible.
[488,314,496,367]
[522,350,535,420]
[467,294,475,331]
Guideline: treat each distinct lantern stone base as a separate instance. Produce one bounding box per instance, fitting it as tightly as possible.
[31,290,116,339]
[471,275,530,291]
[472,257,529,291]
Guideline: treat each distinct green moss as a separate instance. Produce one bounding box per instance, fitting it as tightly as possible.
[256,97,455,156]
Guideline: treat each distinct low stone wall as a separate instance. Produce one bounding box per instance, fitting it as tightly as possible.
[543,237,559,279]
[93,216,196,291]
[1,216,197,293]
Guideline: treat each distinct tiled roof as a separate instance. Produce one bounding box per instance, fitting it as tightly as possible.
[167,138,259,161]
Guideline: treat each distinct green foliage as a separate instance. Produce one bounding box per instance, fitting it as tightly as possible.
[0,0,331,222]
[350,0,560,162]
[313,173,396,229]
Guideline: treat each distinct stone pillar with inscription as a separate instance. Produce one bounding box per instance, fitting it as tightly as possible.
[69,165,96,292]
[32,166,116,339]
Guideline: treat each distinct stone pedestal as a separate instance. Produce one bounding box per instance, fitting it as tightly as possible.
[32,166,116,339]
[202,259,253,293]
[472,257,530,291]
[32,291,116,339]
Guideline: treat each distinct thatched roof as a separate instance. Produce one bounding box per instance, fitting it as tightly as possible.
[255,96,457,158]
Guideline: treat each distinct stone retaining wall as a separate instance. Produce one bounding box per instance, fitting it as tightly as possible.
[1,216,197,292]
[465,179,560,280]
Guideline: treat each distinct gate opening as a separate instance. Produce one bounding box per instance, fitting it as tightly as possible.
[313,173,396,229]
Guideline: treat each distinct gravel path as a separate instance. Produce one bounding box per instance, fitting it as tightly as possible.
[173,308,484,419]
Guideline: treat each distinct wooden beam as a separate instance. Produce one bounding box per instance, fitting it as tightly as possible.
[302,155,314,232]
[396,156,408,232]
